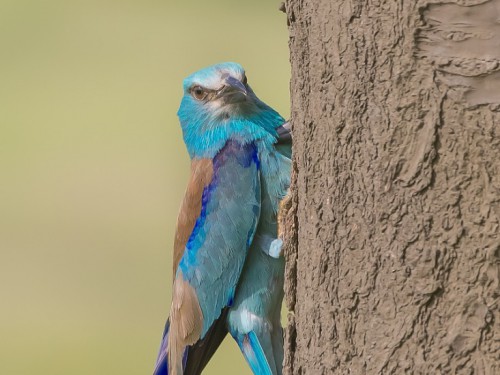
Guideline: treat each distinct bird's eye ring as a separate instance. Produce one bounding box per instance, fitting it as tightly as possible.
[242,75,248,85]
[191,86,207,100]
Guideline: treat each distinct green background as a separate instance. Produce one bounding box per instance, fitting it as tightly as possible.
[0,0,289,374]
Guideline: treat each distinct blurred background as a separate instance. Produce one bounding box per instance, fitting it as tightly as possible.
[0,0,289,374]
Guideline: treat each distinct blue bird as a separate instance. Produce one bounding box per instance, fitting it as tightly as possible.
[153,62,291,375]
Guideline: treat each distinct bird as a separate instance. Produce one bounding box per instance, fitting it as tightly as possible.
[153,62,291,375]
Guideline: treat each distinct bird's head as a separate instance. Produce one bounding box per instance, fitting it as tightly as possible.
[177,62,284,158]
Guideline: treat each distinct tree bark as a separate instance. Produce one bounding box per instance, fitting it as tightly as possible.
[282,1,500,374]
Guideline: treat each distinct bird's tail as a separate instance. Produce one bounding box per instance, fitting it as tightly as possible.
[153,319,188,375]
[235,330,282,375]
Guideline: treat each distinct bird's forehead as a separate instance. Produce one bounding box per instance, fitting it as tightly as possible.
[183,62,245,90]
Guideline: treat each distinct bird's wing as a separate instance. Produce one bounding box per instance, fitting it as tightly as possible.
[275,121,292,160]
[275,121,291,145]
[154,140,261,375]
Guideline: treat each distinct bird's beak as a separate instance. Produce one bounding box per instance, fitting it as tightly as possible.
[217,76,247,98]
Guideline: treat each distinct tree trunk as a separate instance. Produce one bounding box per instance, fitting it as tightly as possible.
[282,0,500,374]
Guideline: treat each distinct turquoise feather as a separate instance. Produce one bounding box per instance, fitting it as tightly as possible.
[179,140,261,336]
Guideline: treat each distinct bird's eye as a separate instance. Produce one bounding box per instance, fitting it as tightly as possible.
[191,86,207,100]
[242,75,248,85]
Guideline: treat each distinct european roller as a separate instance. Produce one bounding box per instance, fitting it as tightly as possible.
[153,62,291,375]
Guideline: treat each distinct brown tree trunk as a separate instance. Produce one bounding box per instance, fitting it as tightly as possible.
[282,1,500,374]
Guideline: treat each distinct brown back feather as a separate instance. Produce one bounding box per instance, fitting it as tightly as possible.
[172,158,213,278]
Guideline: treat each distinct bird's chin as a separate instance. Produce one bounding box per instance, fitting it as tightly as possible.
[210,96,255,121]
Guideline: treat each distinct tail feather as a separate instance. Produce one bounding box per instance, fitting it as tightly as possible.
[154,311,229,375]
[153,320,189,375]
[236,331,274,375]
[153,320,170,375]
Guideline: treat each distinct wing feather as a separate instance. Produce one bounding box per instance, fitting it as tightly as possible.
[158,140,261,375]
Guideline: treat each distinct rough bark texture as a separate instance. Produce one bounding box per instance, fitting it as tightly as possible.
[282,1,500,374]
